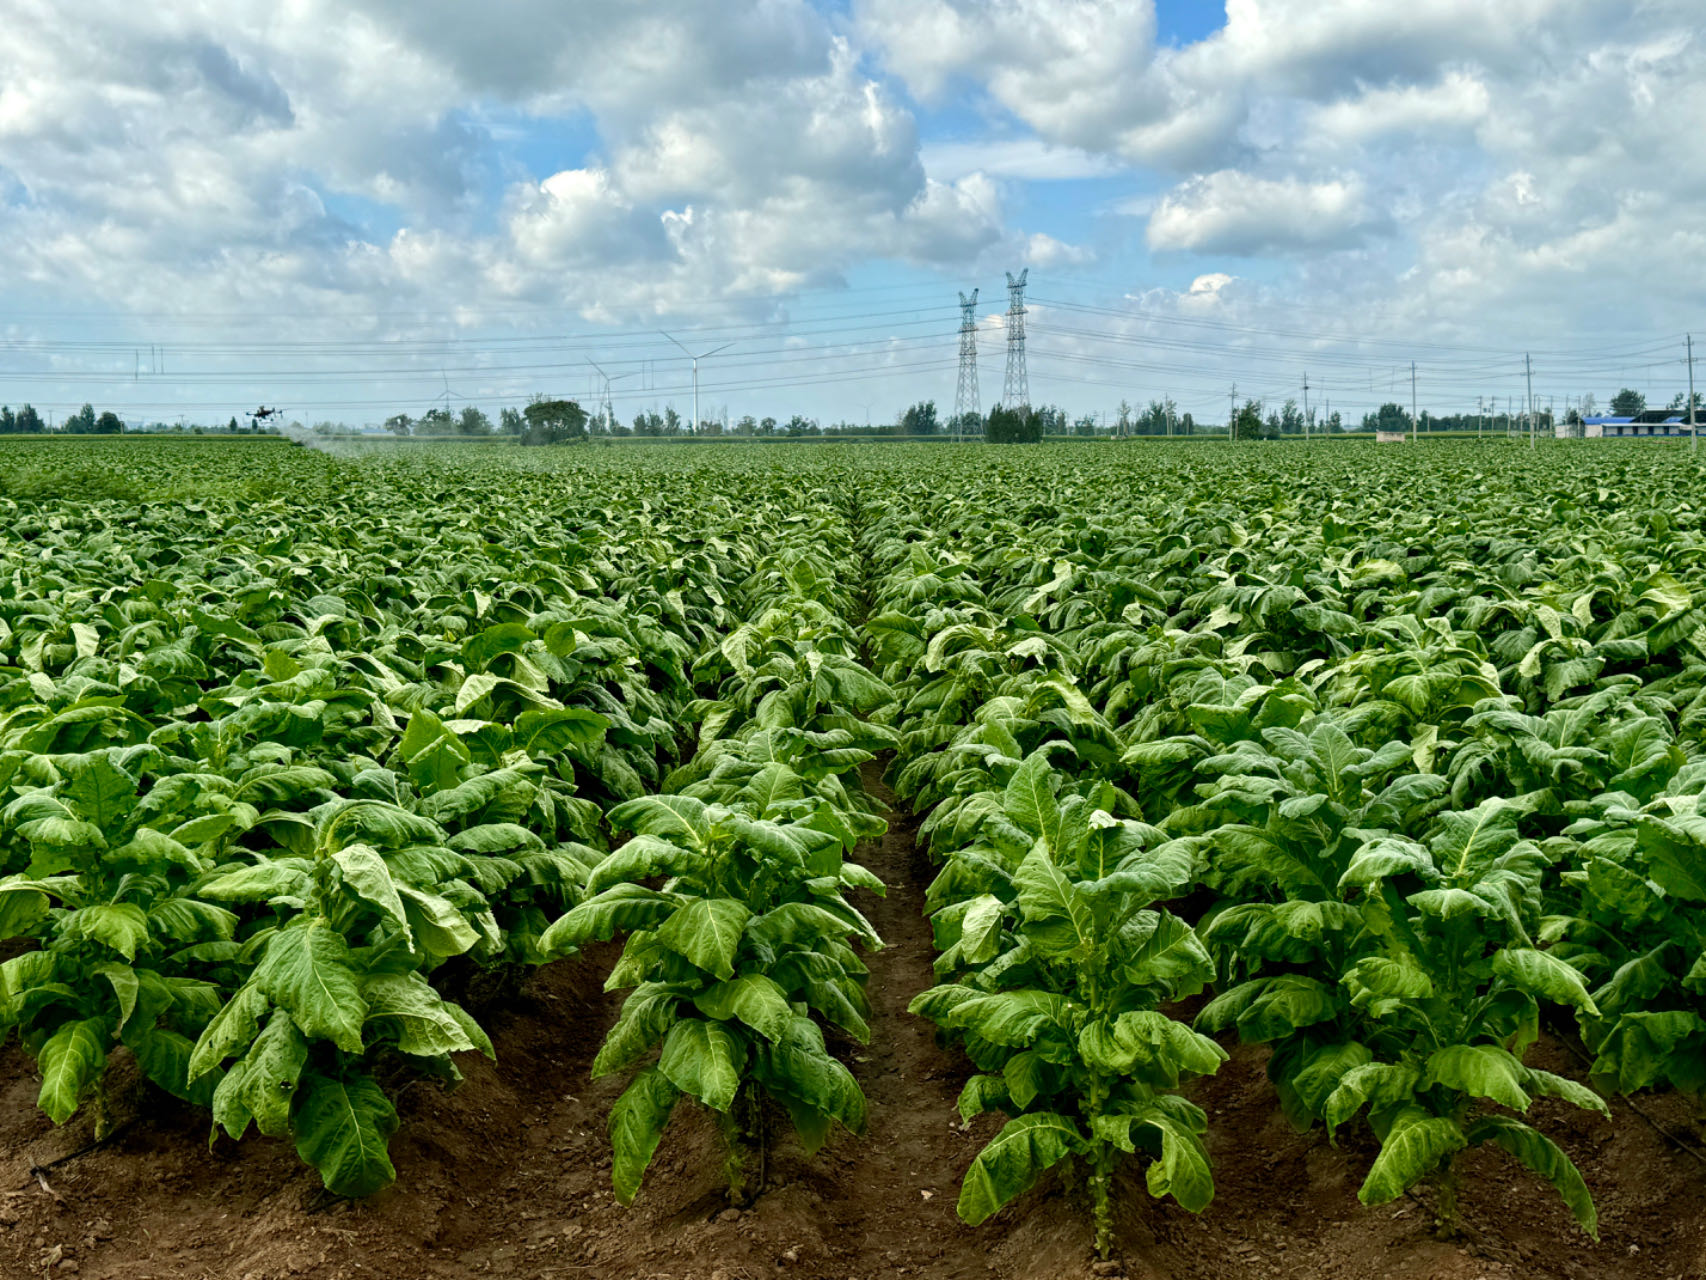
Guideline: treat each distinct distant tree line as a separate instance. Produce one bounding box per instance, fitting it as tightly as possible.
[0,403,127,433]
[0,405,47,433]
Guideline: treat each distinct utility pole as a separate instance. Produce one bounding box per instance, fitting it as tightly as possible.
[1477,395,1483,441]
[660,332,732,434]
[1303,372,1310,442]
[1689,333,1697,452]
[1410,360,1418,444]
[1525,353,1535,448]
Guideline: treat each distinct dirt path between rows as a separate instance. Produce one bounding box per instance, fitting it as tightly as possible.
[0,771,1703,1280]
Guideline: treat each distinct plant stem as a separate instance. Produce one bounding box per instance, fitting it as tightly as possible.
[1432,1151,1461,1239]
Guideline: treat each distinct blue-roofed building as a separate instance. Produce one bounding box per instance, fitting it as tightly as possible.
[1581,414,1699,439]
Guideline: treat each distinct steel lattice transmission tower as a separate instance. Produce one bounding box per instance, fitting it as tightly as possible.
[953,288,980,433]
[1002,269,1029,408]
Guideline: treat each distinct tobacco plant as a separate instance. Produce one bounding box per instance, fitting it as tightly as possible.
[912,753,1224,1255]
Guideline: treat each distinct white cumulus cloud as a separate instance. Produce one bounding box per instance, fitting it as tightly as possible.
[1146,172,1374,255]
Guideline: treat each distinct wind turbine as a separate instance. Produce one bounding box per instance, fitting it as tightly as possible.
[659,332,733,434]
[587,359,636,432]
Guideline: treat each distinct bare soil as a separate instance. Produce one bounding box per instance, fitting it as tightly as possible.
[1,777,1704,1280]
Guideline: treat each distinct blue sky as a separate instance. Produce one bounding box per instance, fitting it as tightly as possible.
[0,0,1700,428]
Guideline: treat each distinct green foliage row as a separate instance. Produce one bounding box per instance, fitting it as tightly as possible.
[855,439,1706,1248]
[5,437,1706,1256]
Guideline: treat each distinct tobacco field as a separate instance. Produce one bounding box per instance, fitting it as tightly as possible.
[2,434,1706,1280]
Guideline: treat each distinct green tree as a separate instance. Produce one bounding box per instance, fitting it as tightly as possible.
[384,413,413,437]
[1374,402,1409,434]
[899,401,939,435]
[1073,414,1097,437]
[1231,399,1267,441]
[94,411,124,434]
[66,404,97,434]
[985,403,1041,444]
[0,406,13,434]
[16,404,43,433]
[1140,398,1174,435]
[521,398,588,446]
[1610,388,1646,417]
[417,407,454,434]
[458,406,493,436]
[499,408,523,435]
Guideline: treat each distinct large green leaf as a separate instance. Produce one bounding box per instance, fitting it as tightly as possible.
[756,1015,866,1133]
[332,844,408,930]
[1323,1062,1421,1137]
[1003,752,1059,840]
[235,1010,309,1137]
[594,984,685,1077]
[1431,801,1521,882]
[253,925,367,1054]
[188,982,270,1080]
[957,1112,1085,1226]
[654,897,750,980]
[1359,1105,1467,1206]
[1637,816,1706,903]
[608,1066,681,1204]
[362,972,480,1057]
[1011,846,1092,956]
[292,1071,399,1197]
[692,973,794,1043]
[60,903,150,962]
[608,795,712,843]
[396,883,482,956]
[539,883,680,955]
[1141,1106,1216,1212]
[958,894,1007,964]
[584,835,704,895]
[1468,1115,1598,1237]
[658,1018,746,1112]
[1421,1044,1532,1111]
[1078,1011,1226,1087]
[62,753,136,828]
[1590,1010,1706,1092]
[37,1018,109,1124]
[1493,948,1598,1015]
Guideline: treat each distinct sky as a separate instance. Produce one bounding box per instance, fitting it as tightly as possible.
[0,0,1701,429]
